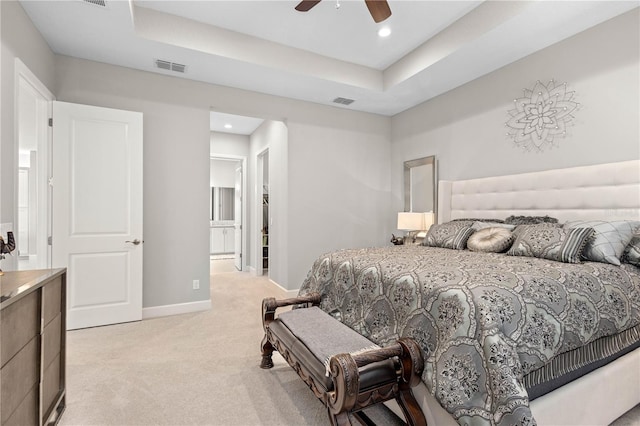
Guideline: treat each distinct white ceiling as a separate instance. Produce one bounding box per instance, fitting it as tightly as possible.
[210,111,264,135]
[20,0,639,129]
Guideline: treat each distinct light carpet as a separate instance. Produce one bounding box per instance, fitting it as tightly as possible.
[59,260,639,425]
[59,261,402,425]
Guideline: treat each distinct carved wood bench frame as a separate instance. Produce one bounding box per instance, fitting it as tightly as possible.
[260,293,427,426]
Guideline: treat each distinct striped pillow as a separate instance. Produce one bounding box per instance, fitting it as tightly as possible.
[622,233,640,267]
[423,222,475,250]
[507,224,594,263]
[564,220,640,266]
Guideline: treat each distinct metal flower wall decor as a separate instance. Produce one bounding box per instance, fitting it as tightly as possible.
[506,79,580,152]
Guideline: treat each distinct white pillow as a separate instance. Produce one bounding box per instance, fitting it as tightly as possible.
[564,220,640,265]
[467,227,514,253]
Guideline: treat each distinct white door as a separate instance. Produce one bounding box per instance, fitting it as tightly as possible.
[52,101,143,330]
[234,165,242,271]
[15,59,54,271]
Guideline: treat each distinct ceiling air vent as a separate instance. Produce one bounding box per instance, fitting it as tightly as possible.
[171,63,186,73]
[154,59,187,74]
[333,97,355,106]
[82,0,107,7]
[155,60,171,71]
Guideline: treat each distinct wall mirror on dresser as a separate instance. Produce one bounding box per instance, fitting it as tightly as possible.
[404,155,437,221]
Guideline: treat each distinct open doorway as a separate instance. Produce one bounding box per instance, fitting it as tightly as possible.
[257,149,269,276]
[210,157,244,271]
[209,110,261,275]
[209,111,285,283]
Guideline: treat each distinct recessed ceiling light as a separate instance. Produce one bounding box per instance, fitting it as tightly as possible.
[378,27,391,38]
[224,124,233,129]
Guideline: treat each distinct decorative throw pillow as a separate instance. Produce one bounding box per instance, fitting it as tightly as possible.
[564,220,640,266]
[471,221,516,231]
[512,222,560,238]
[622,232,640,267]
[467,227,515,253]
[507,224,594,263]
[504,215,559,225]
[451,218,505,223]
[423,222,474,250]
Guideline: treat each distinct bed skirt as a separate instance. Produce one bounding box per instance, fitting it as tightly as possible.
[386,346,640,425]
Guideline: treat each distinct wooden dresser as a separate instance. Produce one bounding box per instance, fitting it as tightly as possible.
[0,269,66,426]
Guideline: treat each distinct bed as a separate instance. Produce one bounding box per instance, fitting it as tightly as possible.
[298,160,640,426]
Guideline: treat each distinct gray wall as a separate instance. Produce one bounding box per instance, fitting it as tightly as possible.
[287,120,392,287]
[390,9,640,218]
[57,70,213,308]
[0,1,56,271]
[209,159,238,188]
[210,131,250,159]
[53,54,391,301]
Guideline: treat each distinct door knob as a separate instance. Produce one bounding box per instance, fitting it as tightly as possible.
[126,239,142,245]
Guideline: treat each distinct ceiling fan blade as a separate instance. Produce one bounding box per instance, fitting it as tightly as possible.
[295,0,322,12]
[364,0,392,23]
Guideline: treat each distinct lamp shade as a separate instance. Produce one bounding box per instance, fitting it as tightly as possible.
[397,212,424,231]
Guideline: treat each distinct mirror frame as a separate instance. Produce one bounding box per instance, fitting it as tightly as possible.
[403,155,437,221]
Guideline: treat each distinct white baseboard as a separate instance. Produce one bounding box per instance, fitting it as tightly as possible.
[246,266,298,297]
[268,278,298,297]
[142,299,211,319]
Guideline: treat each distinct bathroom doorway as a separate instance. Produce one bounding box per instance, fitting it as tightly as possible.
[210,157,244,271]
[209,111,285,283]
[209,110,262,274]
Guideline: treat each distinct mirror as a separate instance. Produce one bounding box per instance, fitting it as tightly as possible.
[211,187,235,221]
[404,156,436,219]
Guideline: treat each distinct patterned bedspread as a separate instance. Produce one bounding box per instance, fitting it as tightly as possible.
[298,245,640,426]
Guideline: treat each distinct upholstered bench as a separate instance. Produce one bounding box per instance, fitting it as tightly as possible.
[260,293,427,426]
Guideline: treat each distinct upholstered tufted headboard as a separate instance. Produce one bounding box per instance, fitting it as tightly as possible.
[438,160,640,223]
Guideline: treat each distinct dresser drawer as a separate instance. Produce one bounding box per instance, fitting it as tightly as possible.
[3,384,38,426]
[42,313,62,371]
[43,276,62,327]
[0,291,39,368]
[42,353,62,423]
[0,337,39,424]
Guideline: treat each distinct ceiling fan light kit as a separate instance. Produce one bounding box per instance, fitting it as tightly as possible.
[295,0,392,23]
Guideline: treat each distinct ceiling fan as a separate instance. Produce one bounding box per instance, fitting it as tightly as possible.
[295,0,392,23]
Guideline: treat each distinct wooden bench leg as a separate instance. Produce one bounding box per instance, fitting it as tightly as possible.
[329,410,353,426]
[396,389,427,426]
[259,294,321,369]
[260,334,274,369]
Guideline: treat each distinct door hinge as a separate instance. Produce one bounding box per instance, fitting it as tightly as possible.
[48,118,53,127]
[48,236,52,246]
[48,177,53,187]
